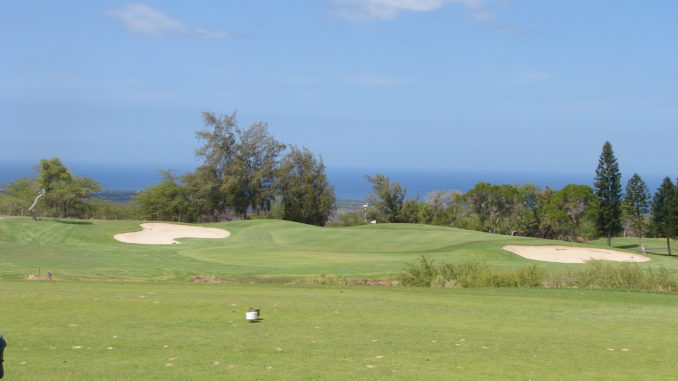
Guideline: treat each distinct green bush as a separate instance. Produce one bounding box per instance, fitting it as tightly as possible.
[400,258,528,288]
[565,261,678,291]
[400,257,677,292]
[306,274,349,286]
[399,256,437,287]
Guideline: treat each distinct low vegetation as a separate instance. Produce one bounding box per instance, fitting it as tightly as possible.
[399,256,678,292]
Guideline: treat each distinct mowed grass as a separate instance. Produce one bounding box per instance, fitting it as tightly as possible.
[2,281,678,380]
[1,217,676,282]
[1,218,678,379]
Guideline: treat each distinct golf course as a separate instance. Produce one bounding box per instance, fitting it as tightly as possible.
[1,217,677,380]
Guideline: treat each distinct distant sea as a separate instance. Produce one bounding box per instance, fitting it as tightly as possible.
[0,161,666,201]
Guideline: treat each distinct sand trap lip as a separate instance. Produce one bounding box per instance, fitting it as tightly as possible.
[114,223,230,245]
[503,245,650,263]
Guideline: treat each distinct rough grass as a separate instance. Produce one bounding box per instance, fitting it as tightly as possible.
[1,281,678,380]
[399,257,678,291]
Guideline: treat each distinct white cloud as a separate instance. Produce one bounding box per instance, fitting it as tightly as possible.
[468,10,496,21]
[106,3,231,39]
[106,3,187,38]
[194,28,233,39]
[332,0,485,21]
[331,0,534,36]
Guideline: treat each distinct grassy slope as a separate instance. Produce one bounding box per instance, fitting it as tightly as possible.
[1,281,677,380]
[1,217,677,281]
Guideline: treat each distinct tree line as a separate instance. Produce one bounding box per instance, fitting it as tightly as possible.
[0,112,337,226]
[352,142,677,254]
[135,112,336,226]
[0,158,104,219]
[1,126,675,251]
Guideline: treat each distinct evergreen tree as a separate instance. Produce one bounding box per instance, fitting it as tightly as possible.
[277,147,336,226]
[190,111,285,219]
[593,141,622,247]
[188,112,237,220]
[652,177,677,256]
[224,121,285,218]
[365,174,406,223]
[623,173,650,252]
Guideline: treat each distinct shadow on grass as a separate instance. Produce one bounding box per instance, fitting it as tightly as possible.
[647,251,677,257]
[626,248,677,257]
[54,219,93,225]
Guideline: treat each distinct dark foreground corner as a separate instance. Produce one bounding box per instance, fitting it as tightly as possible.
[0,332,6,379]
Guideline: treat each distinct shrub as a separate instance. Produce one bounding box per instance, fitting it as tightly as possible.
[517,264,547,287]
[399,257,678,292]
[399,256,437,287]
[306,274,349,286]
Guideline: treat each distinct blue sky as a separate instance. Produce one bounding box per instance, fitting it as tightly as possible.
[1,0,677,177]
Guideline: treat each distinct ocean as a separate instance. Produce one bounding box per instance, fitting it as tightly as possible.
[0,161,667,201]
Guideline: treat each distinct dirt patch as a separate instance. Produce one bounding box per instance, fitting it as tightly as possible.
[191,275,239,283]
[114,223,230,245]
[503,245,651,263]
[25,272,63,281]
[190,275,401,286]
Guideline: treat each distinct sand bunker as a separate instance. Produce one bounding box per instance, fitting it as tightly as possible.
[114,223,230,245]
[503,245,650,263]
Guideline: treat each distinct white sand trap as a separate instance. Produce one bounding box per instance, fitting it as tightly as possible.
[114,223,230,245]
[503,245,650,263]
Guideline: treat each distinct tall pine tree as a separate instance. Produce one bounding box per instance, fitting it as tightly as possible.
[652,177,677,256]
[623,173,650,253]
[594,141,622,247]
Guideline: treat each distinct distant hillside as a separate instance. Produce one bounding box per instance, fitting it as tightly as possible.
[90,190,363,213]
[335,199,364,215]
[91,190,140,204]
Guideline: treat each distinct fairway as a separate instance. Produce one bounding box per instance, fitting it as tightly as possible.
[1,281,677,380]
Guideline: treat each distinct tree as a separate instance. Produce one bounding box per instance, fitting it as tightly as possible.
[192,112,285,219]
[623,173,650,252]
[541,185,597,241]
[425,190,452,214]
[277,146,336,226]
[593,141,622,247]
[183,165,227,222]
[191,112,238,220]
[48,176,101,218]
[652,177,677,256]
[31,158,101,219]
[1,177,39,216]
[224,121,285,218]
[466,182,519,234]
[511,184,542,237]
[365,174,406,222]
[399,198,423,224]
[136,170,193,222]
